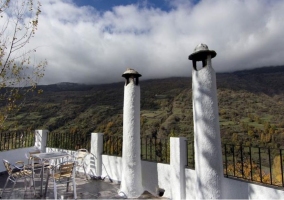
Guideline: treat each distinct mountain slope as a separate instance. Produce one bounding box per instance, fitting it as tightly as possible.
[3,65,284,148]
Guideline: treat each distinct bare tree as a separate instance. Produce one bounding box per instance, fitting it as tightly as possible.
[0,0,47,128]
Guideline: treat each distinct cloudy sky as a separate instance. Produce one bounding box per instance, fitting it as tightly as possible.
[5,0,284,84]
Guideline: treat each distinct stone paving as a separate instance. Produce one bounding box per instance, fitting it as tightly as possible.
[0,172,167,199]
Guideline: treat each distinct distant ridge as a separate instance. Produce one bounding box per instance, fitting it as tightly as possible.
[56,82,83,86]
[39,65,284,88]
[232,65,284,74]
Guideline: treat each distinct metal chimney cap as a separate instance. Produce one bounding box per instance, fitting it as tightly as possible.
[188,43,216,61]
[122,68,142,77]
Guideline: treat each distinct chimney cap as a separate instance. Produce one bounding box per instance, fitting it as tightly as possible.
[122,68,142,78]
[188,43,216,61]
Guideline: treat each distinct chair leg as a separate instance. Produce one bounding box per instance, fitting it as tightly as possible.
[45,172,50,197]
[66,178,70,192]
[41,167,45,179]
[0,178,10,198]
[53,180,57,200]
[71,167,77,200]
[75,166,79,177]
[83,165,88,180]
[29,176,36,196]
[72,178,77,199]
[8,181,16,199]
[32,173,36,196]
[24,177,27,191]
[31,168,36,188]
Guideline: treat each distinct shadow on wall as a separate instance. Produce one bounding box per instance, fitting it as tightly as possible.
[185,168,196,199]
[248,181,284,199]
[36,131,42,148]
[222,177,248,199]
[141,161,166,197]
[102,155,122,182]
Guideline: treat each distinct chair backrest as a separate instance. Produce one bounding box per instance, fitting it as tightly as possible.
[28,150,41,164]
[52,161,75,182]
[60,162,74,176]
[74,149,89,165]
[2,159,13,176]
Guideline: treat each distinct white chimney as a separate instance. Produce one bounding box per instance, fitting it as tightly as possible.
[189,44,223,199]
[119,68,144,198]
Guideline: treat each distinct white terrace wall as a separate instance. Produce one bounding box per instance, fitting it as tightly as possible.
[0,146,38,172]
[1,130,284,199]
[0,130,49,172]
[94,133,284,199]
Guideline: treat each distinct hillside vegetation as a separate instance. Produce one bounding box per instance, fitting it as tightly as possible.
[2,66,284,148]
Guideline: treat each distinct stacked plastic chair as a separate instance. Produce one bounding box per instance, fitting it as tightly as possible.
[73,149,89,179]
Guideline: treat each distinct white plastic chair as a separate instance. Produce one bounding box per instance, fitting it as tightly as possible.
[0,159,35,199]
[44,161,76,199]
[73,149,89,179]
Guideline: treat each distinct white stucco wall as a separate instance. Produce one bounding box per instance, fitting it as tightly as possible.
[1,146,284,199]
[45,141,284,200]
[90,133,104,177]
[102,154,122,182]
[35,130,48,152]
[102,155,172,199]
[141,161,159,195]
[248,182,284,199]
[170,137,187,199]
[141,161,172,198]
[0,147,38,172]
[185,168,196,199]
[100,153,284,199]
[101,154,173,199]
[222,176,284,199]
[222,177,248,199]
[156,163,171,198]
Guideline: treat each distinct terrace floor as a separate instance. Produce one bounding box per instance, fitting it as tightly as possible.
[0,172,166,199]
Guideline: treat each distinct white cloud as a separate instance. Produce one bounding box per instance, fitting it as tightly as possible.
[9,0,284,84]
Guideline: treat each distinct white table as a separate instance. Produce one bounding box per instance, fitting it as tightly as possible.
[30,152,71,197]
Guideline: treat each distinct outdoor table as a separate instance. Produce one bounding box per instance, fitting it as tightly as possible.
[30,152,71,197]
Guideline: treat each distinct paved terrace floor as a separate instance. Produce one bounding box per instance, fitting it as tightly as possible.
[0,172,167,199]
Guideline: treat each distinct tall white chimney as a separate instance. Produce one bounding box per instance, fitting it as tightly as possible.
[119,68,144,198]
[189,44,223,199]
